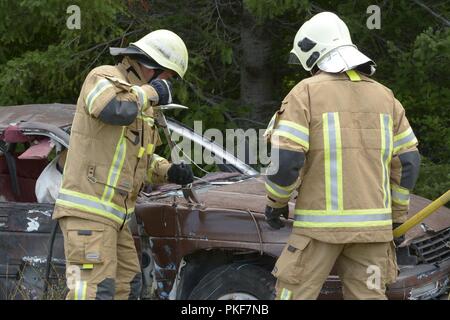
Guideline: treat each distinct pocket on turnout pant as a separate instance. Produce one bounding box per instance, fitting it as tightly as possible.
[272,234,312,284]
[66,227,106,265]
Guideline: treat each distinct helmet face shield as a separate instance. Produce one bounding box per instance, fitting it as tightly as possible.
[316,46,375,74]
[134,54,163,70]
[109,46,142,57]
[110,45,180,79]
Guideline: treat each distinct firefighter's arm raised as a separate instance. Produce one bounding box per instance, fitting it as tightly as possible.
[82,69,170,125]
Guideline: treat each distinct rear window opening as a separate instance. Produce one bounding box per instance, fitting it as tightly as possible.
[0,140,65,204]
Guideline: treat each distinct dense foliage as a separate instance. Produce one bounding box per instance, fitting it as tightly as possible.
[0,0,448,200]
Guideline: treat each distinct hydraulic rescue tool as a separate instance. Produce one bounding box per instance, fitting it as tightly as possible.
[154,104,201,204]
[394,190,450,238]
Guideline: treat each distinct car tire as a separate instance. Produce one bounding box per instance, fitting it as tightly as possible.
[188,263,276,300]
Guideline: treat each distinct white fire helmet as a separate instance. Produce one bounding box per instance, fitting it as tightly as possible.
[110,29,188,79]
[289,12,376,75]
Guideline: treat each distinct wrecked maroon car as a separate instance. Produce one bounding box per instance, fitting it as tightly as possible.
[0,104,449,300]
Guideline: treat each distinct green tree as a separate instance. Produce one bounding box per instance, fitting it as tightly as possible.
[0,0,448,200]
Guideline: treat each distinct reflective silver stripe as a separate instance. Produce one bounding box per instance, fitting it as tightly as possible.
[103,131,127,202]
[86,79,114,114]
[295,213,392,223]
[392,190,409,201]
[58,192,129,220]
[75,281,86,300]
[394,130,416,149]
[325,113,342,211]
[265,177,292,198]
[131,86,147,109]
[280,288,292,300]
[329,113,338,210]
[381,114,392,208]
[275,124,309,145]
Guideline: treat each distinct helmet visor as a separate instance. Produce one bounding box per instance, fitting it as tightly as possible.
[317,46,375,74]
[110,46,180,78]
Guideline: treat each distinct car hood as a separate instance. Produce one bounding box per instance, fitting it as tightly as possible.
[159,176,450,242]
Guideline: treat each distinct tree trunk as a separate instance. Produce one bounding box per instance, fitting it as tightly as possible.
[240,8,275,123]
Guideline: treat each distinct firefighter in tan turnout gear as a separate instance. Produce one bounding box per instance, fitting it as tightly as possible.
[264,12,421,299]
[53,30,194,300]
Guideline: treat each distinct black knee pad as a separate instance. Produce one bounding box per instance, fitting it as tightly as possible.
[96,278,115,300]
[129,273,143,300]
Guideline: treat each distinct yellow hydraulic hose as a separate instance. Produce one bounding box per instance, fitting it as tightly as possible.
[393,190,450,238]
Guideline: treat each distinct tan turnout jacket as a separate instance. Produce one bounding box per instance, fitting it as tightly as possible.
[53,58,171,227]
[265,70,419,243]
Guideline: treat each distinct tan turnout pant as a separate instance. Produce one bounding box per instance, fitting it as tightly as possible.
[59,216,142,300]
[273,233,398,300]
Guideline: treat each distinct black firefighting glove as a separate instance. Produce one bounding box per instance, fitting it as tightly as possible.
[167,162,194,185]
[393,222,405,246]
[150,79,173,105]
[264,205,289,230]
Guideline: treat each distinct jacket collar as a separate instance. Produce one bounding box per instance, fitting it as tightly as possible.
[117,57,147,85]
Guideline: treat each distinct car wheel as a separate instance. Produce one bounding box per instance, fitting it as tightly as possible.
[188,263,275,300]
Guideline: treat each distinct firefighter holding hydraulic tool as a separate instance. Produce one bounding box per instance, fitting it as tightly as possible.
[52,30,194,300]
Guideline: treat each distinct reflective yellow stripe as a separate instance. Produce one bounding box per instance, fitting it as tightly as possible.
[380,114,393,208]
[102,127,127,202]
[265,178,296,199]
[56,188,133,224]
[393,127,417,154]
[82,281,87,300]
[295,208,392,215]
[323,113,343,211]
[272,120,309,150]
[147,154,164,184]
[392,196,409,206]
[138,147,145,158]
[335,115,343,210]
[56,199,128,224]
[265,183,290,199]
[295,213,391,222]
[82,264,94,270]
[131,86,148,110]
[85,79,114,114]
[294,208,392,228]
[74,281,87,300]
[394,127,413,142]
[392,184,410,205]
[280,288,292,300]
[278,120,308,135]
[137,114,155,126]
[392,184,409,195]
[294,220,392,228]
[146,143,155,155]
[346,70,361,81]
[323,113,331,210]
[59,188,132,213]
